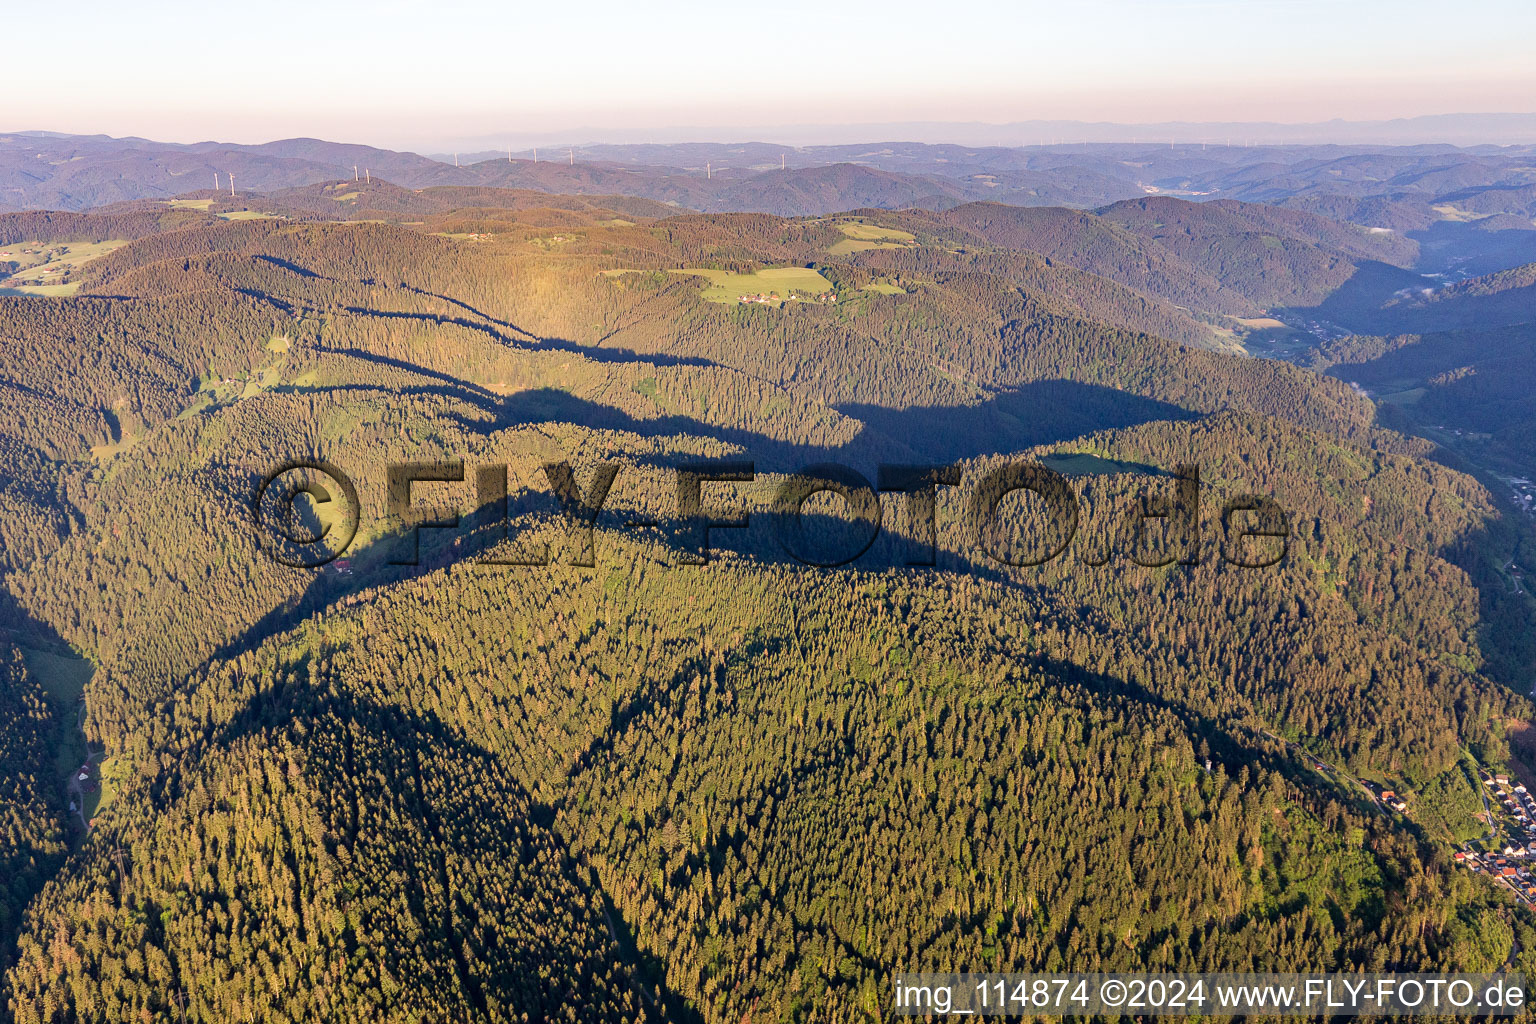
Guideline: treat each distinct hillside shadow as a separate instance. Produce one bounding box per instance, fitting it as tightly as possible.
[1407,219,1536,279]
[337,301,718,368]
[435,378,1196,472]
[178,680,706,1024]
[1437,517,1536,697]
[835,381,1196,463]
[1273,259,1426,332]
[0,589,94,970]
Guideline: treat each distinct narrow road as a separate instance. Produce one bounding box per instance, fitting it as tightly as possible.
[1261,729,1385,813]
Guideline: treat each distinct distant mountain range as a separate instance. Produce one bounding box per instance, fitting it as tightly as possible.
[6,131,1536,237]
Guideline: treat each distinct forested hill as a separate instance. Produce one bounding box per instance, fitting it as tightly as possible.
[1,198,1535,1022]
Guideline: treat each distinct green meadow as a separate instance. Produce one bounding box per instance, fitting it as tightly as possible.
[669,266,835,304]
[0,239,128,296]
[828,221,915,255]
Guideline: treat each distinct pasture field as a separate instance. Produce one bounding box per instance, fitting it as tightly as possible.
[219,210,279,220]
[90,429,141,463]
[0,238,128,296]
[1377,387,1427,407]
[0,282,79,297]
[828,221,916,255]
[861,280,905,295]
[20,646,93,707]
[838,222,915,242]
[1233,315,1315,360]
[163,198,214,210]
[17,646,108,817]
[1431,204,1490,223]
[669,266,835,304]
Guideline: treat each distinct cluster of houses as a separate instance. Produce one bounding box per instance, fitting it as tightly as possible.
[1457,847,1536,903]
[1491,773,1536,829]
[1453,773,1536,903]
[1509,479,1533,517]
[737,290,838,306]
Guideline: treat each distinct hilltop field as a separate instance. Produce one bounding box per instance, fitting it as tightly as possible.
[667,266,836,304]
[0,239,126,295]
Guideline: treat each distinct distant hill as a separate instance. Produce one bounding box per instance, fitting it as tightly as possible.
[904,198,1424,317]
[917,203,1259,314]
[1374,260,1536,334]
[9,131,1536,235]
[709,163,969,216]
[256,180,681,221]
[0,133,464,211]
[1097,197,1423,310]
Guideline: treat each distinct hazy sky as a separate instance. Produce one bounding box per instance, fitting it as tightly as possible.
[8,0,1535,147]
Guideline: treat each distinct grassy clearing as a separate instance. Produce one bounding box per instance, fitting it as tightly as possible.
[219,210,278,221]
[829,221,916,256]
[0,282,80,296]
[163,198,214,210]
[669,266,834,305]
[19,647,99,814]
[0,238,127,296]
[1432,204,1490,223]
[1236,316,1315,360]
[87,756,128,819]
[20,647,93,706]
[838,222,915,242]
[861,281,905,295]
[1377,387,1427,406]
[90,429,141,463]
[1041,452,1167,477]
[241,363,287,399]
